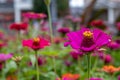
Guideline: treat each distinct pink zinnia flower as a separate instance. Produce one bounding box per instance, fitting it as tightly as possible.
[22,12,47,19]
[22,37,50,51]
[10,23,28,31]
[64,28,111,52]
[89,77,103,80]
[0,53,12,62]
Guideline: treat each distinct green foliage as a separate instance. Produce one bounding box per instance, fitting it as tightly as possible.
[33,0,47,14]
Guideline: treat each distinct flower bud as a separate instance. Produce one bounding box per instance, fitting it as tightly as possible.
[44,0,51,6]
[12,56,23,63]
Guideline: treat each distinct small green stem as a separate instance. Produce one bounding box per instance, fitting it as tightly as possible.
[78,56,83,73]
[35,51,39,80]
[87,54,91,80]
[52,56,56,78]
[47,4,57,78]
[92,54,98,72]
[17,63,20,80]
[47,5,53,43]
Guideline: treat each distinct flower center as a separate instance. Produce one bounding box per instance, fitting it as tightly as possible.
[83,31,93,38]
[81,31,95,49]
[33,38,40,43]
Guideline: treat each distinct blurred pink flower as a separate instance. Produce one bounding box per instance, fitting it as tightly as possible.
[89,77,103,80]
[70,50,84,60]
[23,12,47,19]
[58,27,71,37]
[71,17,81,23]
[0,53,12,62]
[107,41,120,50]
[37,56,46,66]
[104,54,112,64]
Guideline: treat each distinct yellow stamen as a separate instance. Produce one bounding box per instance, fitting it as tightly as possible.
[83,31,93,38]
[33,38,40,43]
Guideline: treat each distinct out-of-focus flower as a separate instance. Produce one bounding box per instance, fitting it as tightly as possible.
[22,37,50,51]
[58,27,71,37]
[37,56,46,66]
[102,65,120,75]
[89,77,103,80]
[0,53,12,63]
[104,54,112,64]
[54,37,64,44]
[115,39,120,44]
[64,60,72,67]
[70,50,84,60]
[65,15,73,20]
[116,22,120,31]
[6,75,17,80]
[0,31,4,39]
[28,61,32,67]
[23,12,47,19]
[12,56,23,63]
[90,20,106,30]
[0,41,6,49]
[57,73,80,80]
[0,63,3,70]
[71,17,81,23]
[10,23,28,31]
[107,41,120,50]
[92,51,104,59]
[64,28,111,52]
[118,75,120,80]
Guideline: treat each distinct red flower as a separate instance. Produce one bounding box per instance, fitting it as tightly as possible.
[116,22,120,31]
[0,41,6,49]
[10,23,28,31]
[22,37,50,51]
[90,20,106,30]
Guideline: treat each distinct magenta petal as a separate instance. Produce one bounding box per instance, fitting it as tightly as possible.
[22,39,33,47]
[93,29,111,47]
[81,44,97,52]
[66,28,88,49]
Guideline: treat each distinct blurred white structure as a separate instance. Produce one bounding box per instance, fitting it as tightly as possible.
[14,0,33,22]
[84,0,120,24]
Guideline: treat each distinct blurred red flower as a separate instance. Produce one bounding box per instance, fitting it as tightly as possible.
[10,23,28,31]
[90,20,106,30]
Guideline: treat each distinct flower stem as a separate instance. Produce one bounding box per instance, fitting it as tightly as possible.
[87,54,91,80]
[35,51,39,80]
[92,54,98,72]
[78,56,83,73]
[46,4,57,78]
[47,5,53,43]
[52,56,56,75]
